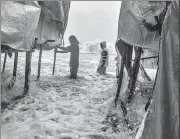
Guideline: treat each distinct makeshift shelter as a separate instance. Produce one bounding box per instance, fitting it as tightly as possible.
[1,1,71,97]
[115,1,179,139]
[33,1,71,78]
[136,2,179,139]
[34,1,71,48]
[116,1,167,72]
[1,1,41,51]
[1,1,41,96]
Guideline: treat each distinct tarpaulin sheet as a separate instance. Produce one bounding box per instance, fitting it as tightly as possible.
[115,45,129,101]
[136,1,179,139]
[34,1,71,49]
[117,1,167,51]
[1,1,41,51]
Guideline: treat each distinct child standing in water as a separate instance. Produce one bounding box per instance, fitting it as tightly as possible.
[56,35,79,79]
[97,41,109,75]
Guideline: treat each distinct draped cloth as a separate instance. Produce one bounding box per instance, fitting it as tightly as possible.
[1,1,41,51]
[136,2,179,139]
[117,1,167,52]
[1,1,71,51]
[34,1,71,48]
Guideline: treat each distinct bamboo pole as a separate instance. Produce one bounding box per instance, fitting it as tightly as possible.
[52,48,57,75]
[24,51,32,94]
[37,45,43,79]
[13,52,18,78]
[2,52,7,72]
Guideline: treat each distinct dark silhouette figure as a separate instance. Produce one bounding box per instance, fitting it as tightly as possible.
[56,35,79,79]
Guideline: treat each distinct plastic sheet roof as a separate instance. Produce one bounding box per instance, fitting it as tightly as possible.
[1,1,71,51]
[117,1,167,51]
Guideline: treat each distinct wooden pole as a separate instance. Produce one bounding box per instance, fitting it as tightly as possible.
[131,56,158,61]
[140,62,152,81]
[52,48,57,75]
[13,52,18,78]
[144,61,159,111]
[24,51,32,94]
[126,47,143,104]
[37,45,43,79]
[2,52,7,72]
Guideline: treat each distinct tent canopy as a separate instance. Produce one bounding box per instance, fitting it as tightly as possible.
[117,1,167,51]
[1,1,41,51]
[138,1,179,139]
[34,1,71,48]
[116,1,179,139]
[1,1,71,51]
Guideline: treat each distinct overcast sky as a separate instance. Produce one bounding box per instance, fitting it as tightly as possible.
[64,1,121,43]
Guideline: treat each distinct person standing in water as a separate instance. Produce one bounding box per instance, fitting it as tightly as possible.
[97,41,109,75]
[56,35,79,79]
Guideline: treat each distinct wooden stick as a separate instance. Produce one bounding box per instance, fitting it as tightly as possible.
[52,48,57,75]
[126,47,143,104]
[13,52,18,78]
[24,51,32,94]
[131,56,158,61]
[37,45,43,79]
[145,63,159,111]
[139,62,152,81]
[2,52,7,72]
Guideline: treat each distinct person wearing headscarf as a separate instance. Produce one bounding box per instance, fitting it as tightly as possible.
[56,35,79,79]
[97,41,109,75]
